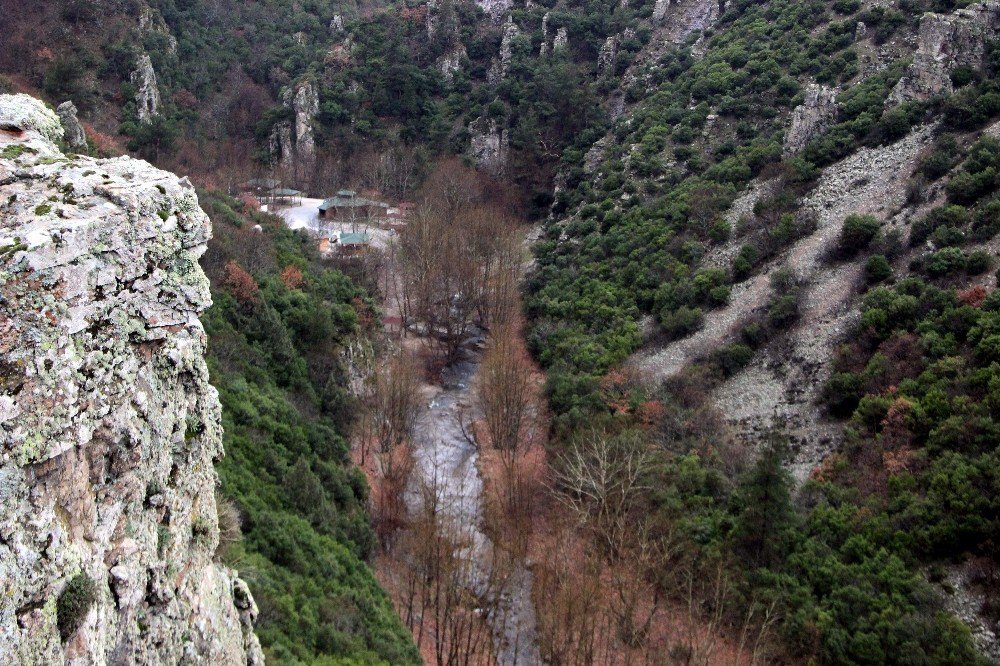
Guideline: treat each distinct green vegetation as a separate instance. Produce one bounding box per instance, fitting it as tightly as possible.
[199,193,418,665]
[1,144,37,159]
[838,213,881,257]
[524,0,932,424]
[57,573,96,641]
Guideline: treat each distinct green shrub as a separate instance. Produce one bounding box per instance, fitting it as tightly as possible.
[833,0,861,14]
[972,200,1000,240]
[741,322,767,348]
[712,343,754,376]
[823,372,864,416]
[865,254,892,284]
[838,214,881,256]
[733,244,759,281]
[911,205,969,246]
[767,294,800,328]
[966,250,992,275]
[926,247,968,276]
[661,306,704,339]
[57,573,96,641]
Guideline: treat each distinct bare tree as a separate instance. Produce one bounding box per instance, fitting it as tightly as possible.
[474,325,538,511]
[397,204,479,362]
[388,469,511,666]
[358,352,422,543]
[551,428,652,560]
[359,144,422,198]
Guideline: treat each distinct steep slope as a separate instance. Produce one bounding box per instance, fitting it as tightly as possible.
[197,193,422,664]
[0,94,262,665]
[523,0,1000,661]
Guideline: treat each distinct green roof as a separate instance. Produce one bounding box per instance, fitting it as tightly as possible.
[339,232,371,245]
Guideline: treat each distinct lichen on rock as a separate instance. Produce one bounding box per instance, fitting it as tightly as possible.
[0,93,262,665]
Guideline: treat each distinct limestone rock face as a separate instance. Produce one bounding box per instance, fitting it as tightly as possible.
[130,54,161,124]
[488,16,520,85]
[784,83,839,156]
[0,94,262,666]
[270,81,319,173]
[56,101,87,150]
[138,3,178,54]
[438,45,467,83]
[652,0,670,22]
[476,0,513,22]
[553,27,569,52]
[469,115,509,175]
[653,0,722,43]
[598,35,619,75]
[889,1,1000,105]
[540,13,552,57]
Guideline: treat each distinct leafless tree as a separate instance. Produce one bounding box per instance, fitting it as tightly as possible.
[389,469,512,665]
[474,325,538,511]
[359,144,423,198]
[551,428,652,559]
[357,352,421,543]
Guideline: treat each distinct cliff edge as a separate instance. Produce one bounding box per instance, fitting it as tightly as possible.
[0,94,263,665]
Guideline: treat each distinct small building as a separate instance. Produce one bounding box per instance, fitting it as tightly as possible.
[268,188,303,206]
[383,201,415,232]
[337,231,372,255]
[319,230,372,256]
[318,190,389,222]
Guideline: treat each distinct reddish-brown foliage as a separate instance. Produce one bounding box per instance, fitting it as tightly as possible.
[280,265,304,290]
[959,285,988,308]
[238,193,260,212]
[223,260,258,304]
[172,89,199,110]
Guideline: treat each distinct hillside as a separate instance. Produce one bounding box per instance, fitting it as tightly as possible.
[2,0,1000,663]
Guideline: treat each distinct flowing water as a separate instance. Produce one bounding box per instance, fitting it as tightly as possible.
[407,351,541,665]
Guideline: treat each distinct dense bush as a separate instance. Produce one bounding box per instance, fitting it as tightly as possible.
[865,254,892,283]
[838,213,881,256]
[57,573,96,641]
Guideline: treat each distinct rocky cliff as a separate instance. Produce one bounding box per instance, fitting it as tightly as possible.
[130,54,162,124]
[269,81,319,175]
[0,94,262,665]
[889,0,1000,105]
[784,83,838,156]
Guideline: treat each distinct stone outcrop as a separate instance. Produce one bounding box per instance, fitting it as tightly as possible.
[889,1,1000,105]
[439,45,467,83]
[138,3,177,54]
[469,115,509,175]
[488,16,520,84]
[476,0,513,22]
[130,54,161,124]
[0,94,262,666]
[653,0,670,22]
[540,13,552,57]
[784,83,839,155]
[270,80,319,172]
[553,27,569,52]
[539,14,568,56]
[654,0,723,43]
[56,101,86,150]
[598,35,619,75]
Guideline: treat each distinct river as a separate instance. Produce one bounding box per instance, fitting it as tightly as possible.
[407,349,541,665]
